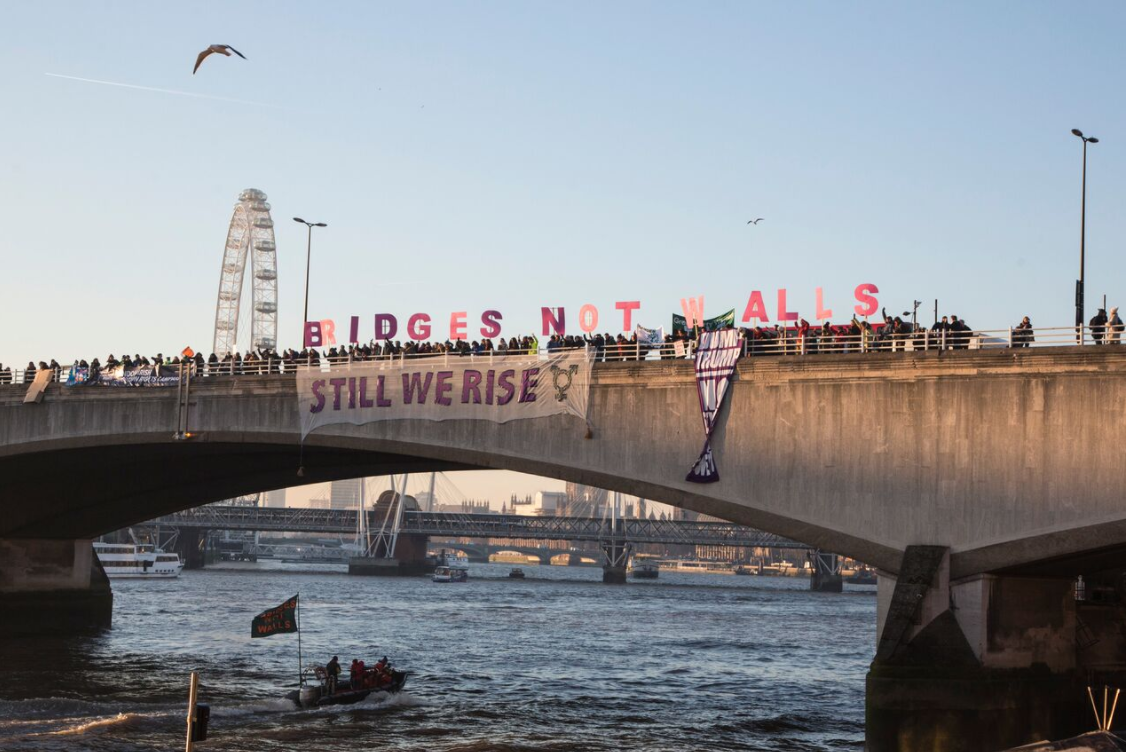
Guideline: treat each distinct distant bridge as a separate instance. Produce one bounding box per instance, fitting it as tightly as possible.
[153,507,809,549]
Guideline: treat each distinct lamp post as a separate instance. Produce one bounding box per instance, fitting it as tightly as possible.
[293,217,327,347]
[1072,129,1098,340]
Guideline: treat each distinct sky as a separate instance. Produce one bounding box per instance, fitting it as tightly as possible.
[3,2,1125,506]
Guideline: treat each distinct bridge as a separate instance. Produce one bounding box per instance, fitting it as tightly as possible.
[5,345,1126,749]
[154,506,806,548]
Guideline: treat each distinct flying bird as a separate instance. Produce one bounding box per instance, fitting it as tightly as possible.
[747,218,764,225]
[193,45,247,75]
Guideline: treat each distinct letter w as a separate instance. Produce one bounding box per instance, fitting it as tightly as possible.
[402,372,433,403]
[680,295,705,329]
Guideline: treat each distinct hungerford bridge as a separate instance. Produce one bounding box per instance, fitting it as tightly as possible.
[6,343,1126,749]
[150,505,811,567]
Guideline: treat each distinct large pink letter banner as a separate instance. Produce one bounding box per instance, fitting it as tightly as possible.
[297,351,592,438]
[685,329,741,483]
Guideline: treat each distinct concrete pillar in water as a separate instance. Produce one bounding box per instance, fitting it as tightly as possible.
[601,540,628,584]
[865,545,1112,751]
[348,534,432,576]
[0,538,112,635]
[177,528,207,570]
[809,550,843,592]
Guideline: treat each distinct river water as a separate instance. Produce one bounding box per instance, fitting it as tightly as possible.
[0,561,875,751]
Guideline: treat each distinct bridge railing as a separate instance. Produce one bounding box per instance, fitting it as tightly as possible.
[2,325,1118,386]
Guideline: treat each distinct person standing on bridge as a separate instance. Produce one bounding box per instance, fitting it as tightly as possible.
[1090,308,1108,344]
[1108,307,1123,344]
[1013,317,1034,348]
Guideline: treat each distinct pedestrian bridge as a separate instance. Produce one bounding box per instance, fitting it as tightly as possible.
[3,346,1126,578]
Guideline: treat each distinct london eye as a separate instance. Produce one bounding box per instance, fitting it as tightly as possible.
[213,188,279,356]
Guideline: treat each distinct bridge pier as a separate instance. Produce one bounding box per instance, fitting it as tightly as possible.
[176,528,207,570]
[601,540,629,584]
[0,539,112,635]
[865,545,1126,751]
[809,550,843,592]
[349,534,432,576]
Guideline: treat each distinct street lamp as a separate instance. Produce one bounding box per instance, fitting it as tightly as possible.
[293,217,327,348]
[1072,129,1099,339]
[902,300,922,331]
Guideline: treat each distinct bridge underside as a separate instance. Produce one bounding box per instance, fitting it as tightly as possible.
[0,442,474,540]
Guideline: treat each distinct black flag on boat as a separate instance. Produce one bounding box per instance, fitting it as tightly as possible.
[251,594,299,638]
[686,329,741,483]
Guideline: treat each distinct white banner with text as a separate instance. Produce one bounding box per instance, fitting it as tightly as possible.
[298,351,592,438]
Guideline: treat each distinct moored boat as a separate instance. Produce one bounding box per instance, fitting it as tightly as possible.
[846,567,878,585]
[93,542,184,579]
[627,557,659,579]
[433,565,468,582]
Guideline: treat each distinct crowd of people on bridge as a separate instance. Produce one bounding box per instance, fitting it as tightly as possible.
[4,306,1126,385]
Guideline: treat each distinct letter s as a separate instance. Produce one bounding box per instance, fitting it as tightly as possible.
[853,283,879,317]
[310,380,326,413]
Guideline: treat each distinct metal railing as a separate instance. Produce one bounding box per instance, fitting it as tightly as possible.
[2,324,1122,386]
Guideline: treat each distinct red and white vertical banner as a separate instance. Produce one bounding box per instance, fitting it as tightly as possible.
[685,329,741,483]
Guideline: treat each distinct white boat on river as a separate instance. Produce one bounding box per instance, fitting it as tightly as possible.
[93,542,184,579]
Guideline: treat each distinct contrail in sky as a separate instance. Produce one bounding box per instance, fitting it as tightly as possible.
[45,73,286,109]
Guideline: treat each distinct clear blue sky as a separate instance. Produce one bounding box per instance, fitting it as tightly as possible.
[3,2,1124,504]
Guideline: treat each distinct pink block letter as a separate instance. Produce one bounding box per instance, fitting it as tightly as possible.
[776,290,798,322]
[854,283,879,317]
[680,296,705,329]
[615,301,641,331]
[579,304,599,334]
[449,311,468,341]
[541,307,566,337]
[815,287,833,321]
[741,291,768,323]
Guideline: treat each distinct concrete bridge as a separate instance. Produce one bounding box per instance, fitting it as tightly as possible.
[5,347,1126,749]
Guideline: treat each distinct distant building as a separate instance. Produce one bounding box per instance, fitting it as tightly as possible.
[435,499,492,514]
[330,479,362,510]
[308,495,332,510]
[512,491,567,517]
[415,491,436,512]
[265,489,287,508]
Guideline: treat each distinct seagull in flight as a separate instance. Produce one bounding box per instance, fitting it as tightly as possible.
[747,218,764,225]
[193,45,247,75]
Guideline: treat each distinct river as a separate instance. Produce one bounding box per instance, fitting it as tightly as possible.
[0,561,875,751]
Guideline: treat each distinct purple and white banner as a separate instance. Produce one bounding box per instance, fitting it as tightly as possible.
[686,329,741,483]
[297,351,592,438]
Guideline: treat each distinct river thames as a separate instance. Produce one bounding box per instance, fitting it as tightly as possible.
[0,562,875,751]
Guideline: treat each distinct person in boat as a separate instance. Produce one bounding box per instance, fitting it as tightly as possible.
[349,659,360,689]
[375,656,391,687]
[326,656,341,694]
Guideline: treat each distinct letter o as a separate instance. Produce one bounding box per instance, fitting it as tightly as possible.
[579,304,599,334]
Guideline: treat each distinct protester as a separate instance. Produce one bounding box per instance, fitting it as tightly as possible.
[1108,307,1123,344]
[1090,308,1108,344]
[1014,317,1034,348]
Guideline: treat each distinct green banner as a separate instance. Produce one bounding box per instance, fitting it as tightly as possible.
[672,309,735,335]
